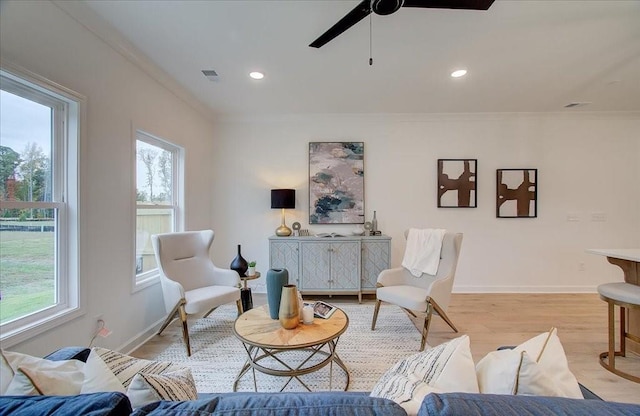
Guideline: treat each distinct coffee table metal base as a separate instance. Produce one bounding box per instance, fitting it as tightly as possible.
[233,338,350,392]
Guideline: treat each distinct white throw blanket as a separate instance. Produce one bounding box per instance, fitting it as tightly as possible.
[401,228,446,277]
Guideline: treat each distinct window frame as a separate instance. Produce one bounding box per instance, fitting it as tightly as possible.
[0,62,84,347]
[133,129,184,291]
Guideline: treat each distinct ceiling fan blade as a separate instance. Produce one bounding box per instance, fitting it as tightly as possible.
[402,0,495,10]
[309,0,371,48]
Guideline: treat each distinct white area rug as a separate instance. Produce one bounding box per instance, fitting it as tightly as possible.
[155,303,423,393]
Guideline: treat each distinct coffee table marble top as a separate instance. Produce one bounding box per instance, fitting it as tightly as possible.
[233,304,348,349]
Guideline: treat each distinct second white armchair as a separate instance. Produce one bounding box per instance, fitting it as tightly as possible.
[371,230,463,351]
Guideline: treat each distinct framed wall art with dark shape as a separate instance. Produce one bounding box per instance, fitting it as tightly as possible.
[309,142,364,224]
[496,168,538,218]
[437,159,477,208]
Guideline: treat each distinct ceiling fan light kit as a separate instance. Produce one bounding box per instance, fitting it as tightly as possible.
[309,0,495,49]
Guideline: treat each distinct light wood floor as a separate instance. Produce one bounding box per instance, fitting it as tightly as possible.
[132,293,640,404]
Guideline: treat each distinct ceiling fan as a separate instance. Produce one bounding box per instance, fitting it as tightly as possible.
[309,0,495,48]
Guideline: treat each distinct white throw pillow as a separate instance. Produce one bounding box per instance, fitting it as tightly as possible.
[1,349,85,396]
[475,328,582,399]
[127,368,198,409]
[514,327,582,398]
[371,335,478,415]
[81,348,127,394]
[475,349,559,396]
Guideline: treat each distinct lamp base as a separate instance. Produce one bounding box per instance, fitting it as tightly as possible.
[276,224,292,237]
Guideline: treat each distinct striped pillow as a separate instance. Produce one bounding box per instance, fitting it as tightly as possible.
[94,348,174,389]
[81,347,179,394]
[371,335,478,416]
[127,368,198,408]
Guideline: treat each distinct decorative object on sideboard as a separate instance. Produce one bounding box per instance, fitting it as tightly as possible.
[292,221,301,236]
[279,284,300,329]
[271,189,296,236]
[266,268,289,319]
[309,142,364,224]
[496,168,538,218]
[438,159,477,208]
[230,244,248,277]
[365,212,381,236]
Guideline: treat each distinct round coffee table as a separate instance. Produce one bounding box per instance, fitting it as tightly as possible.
[233,304,349,392]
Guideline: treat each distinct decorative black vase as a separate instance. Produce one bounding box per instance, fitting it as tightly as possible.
[266,268,289,319]
[230,244,248,277]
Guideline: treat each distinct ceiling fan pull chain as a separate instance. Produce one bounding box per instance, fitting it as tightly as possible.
[369,11,373,66]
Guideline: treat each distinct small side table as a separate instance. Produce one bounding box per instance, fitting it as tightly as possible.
[240,272,260,312]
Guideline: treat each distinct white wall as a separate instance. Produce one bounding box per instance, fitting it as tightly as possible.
[211,113,640,293]
[1,1,216,355]
[1,1,639,357]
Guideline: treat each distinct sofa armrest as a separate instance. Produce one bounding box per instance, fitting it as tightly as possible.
[418,393,640,416]
[43,346,91,362]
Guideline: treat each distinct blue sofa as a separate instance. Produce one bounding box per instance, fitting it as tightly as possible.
[1,347,639,416]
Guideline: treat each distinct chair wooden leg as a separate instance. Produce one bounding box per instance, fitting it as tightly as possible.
[178,303,191,357]
[421,304,433,351]
[236,299,243,316]
[157,300,183,336]
[429,298,458,333]
[620,305,626,356]
[371,299,381,330]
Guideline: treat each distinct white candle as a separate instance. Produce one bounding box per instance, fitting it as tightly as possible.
[302,305,314,324]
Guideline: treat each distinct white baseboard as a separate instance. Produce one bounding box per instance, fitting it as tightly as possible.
[453,285,598,294]
[120,318,164,355]
[254,284,598,295]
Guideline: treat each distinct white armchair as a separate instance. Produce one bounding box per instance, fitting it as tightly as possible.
[371,231,463,351]
[151,230,241,356]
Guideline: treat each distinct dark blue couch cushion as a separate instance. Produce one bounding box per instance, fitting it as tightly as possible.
[419,393,640,416]
[132,392,407,416]
[0,392,132,416]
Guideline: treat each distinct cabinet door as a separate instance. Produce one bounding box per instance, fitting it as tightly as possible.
[330,241,360,290]
[269,240,299,286]
[300,242,331,290]
[361,240,391,290]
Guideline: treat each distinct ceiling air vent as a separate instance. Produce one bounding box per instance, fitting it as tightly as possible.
[564,102,591,108]
[202,70,219,81]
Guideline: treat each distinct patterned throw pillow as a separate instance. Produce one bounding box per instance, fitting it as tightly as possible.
[81,347,177,394]
[370,335,478,416]
[127,368,198,408]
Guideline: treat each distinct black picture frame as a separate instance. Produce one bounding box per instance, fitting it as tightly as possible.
[437,159,477,208]
[496,168,538,218]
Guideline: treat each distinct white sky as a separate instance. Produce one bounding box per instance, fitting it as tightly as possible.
[0,90,52,156]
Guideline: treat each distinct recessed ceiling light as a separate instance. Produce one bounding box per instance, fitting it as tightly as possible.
[249,71,264,80]
[451,69,467,78]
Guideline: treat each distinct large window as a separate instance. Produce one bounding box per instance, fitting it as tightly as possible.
[135,131,183,288]
[0,65,81,346]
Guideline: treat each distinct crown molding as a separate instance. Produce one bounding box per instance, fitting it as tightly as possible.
[52,0,215,122]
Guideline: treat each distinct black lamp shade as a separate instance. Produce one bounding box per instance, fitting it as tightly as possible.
[271,189,295,209]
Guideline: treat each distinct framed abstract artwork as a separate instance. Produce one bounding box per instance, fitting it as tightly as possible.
[496,168,538,218]
[437,159,477,208]
[309,142,364,224]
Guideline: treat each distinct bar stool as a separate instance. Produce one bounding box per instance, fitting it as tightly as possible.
[597,282,640,383]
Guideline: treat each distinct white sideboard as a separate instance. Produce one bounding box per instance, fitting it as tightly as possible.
[269,235,391,303]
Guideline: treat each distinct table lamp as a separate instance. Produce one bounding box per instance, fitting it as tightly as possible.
[271,189,295,237]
